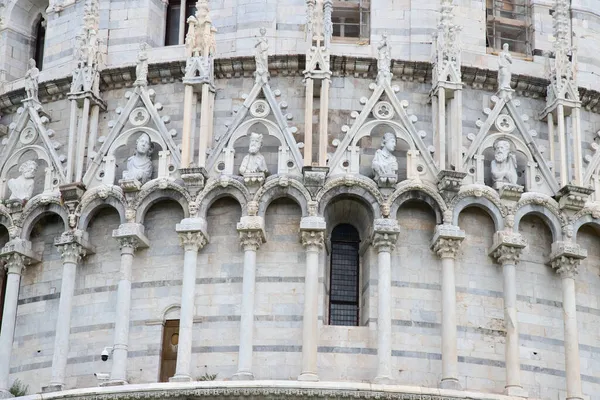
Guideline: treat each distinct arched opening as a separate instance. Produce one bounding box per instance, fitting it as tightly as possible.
[0,225,10,329]
[160,319,180,382]
[329,223,361,326]
[33,15,46,70]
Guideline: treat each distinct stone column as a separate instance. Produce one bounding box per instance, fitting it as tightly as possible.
[372,219,399,384]
[44,232,93,392]
[107,224,149,386]
[298,216,326,382]
[489,231,528,397]
[431,224,465,390]
[233,216,266,380]
[550,242,587,400]
[170,218,209,382]
[0,240,39,399]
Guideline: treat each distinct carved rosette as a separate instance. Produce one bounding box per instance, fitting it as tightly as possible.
[550,241,587,279]
[430,224,465,259]
[301,230,324,251]
[178,231,208,252]
[56,242,86,264]
[239,230,265,252]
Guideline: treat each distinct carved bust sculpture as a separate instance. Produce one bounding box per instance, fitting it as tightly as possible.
[24,59,40,102]
[239,132,268,175]
[498,43,513,91]
[491,139,518,186]
[372,132,398,182]
[122,133,153,184]
[8,160,38,201]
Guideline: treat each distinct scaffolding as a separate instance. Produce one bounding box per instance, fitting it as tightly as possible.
[486,0,533,56]
[332,0,371,43]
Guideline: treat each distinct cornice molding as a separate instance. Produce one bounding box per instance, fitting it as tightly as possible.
[2,55,600,114]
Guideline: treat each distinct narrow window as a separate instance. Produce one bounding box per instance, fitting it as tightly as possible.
[332,0,370,43]
[34,16,46,70]
[486,0,532,56]
[159,319,179,382]
[165,0,198,46]
[0,268,7,331]
[329,224,360,326]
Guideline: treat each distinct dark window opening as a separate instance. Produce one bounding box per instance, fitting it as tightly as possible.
[159,319,180,382]
[329,224,360,326]
[165,0,197,46]
[34,16,46,70]
[0,268,7,332]
[332,0,370,42]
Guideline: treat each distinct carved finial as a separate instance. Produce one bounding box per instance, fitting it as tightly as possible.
[254,27,269,84]
[185,0,217,58]
[376,33,392,85]
[432,0,462,85]
[546,0,578,103]
[134,42,150,87]
[323,0,333,48]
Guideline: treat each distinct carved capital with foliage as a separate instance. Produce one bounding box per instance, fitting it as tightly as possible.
[550,241,587,279]
[431,224,465,259]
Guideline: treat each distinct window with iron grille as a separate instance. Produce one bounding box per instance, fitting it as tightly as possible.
[486,0,532,56]
[329,224,360,326]
[332,0,370,43]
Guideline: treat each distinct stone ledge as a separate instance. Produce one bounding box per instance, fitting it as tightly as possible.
[2,55,600,114]
[15,380,540,400]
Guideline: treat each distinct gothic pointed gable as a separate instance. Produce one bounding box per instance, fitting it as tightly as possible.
[462,91,559,195]
[432,0,462,87]
[83,84,182,188]
[206,31,303,177]
[0,102,66,198]
[328,36,438,183]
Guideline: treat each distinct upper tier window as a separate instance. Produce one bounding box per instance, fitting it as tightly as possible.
[332,0,370,43]
[34,16,46,70]
[0,269,7,331]
[486,0,532,56]
[165,0,196,46]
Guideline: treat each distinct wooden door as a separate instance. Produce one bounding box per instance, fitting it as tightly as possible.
[159,320,180,382]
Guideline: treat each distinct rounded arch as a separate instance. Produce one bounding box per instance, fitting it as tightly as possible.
[255,177,311,218]
[196,178,249,219]
[573,214,600,239]
[135,188,190,224]
[78,197,127,231]
[316,176,382,218]
[20,200,69,239]
[387,181,446,222]
[513,203,563,242]
[452,196,505,232]
[161,304,181,321]
[324,196,375,242]
[0,205,14,234]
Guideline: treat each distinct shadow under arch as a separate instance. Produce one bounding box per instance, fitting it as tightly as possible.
[452,196,504,232]
[388,189,444,224]
[323,195,375,243]
[513,203,563,242]
[135,188,190,224]
[255,177,311,218]
[197,182,248,220]
[78,197,127,231]
[572,215,600,240]
[317,178,382,220]
[21,202,69,240]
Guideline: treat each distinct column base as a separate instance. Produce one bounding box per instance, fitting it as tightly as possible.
[439,378,462,390]
[100,380,128,387]
[0,390,13,399]
[169,375,192,383]
[297,372,319,382]
[373,375,393,385]
[566,396,586,400]
[504,386,528,397]
[41,384,63,393]
[231,372,254,381]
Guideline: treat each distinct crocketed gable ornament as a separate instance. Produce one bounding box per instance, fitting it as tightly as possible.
[328,34,438,186]
[206,28,303,180]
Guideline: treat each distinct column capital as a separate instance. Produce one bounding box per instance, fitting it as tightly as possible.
[54,230,94,264]
[237,216,266,251]
[372,218,400,253]
[488,231,527,265]
[550,241,587,279]
[176,218,210,252]
[0,238,40,274]
[300,216,326,251]
[431,224,465,259]
[113,223,150,254]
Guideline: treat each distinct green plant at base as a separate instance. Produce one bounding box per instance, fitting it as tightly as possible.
[9,379,29,397]
[197,372,217,381]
